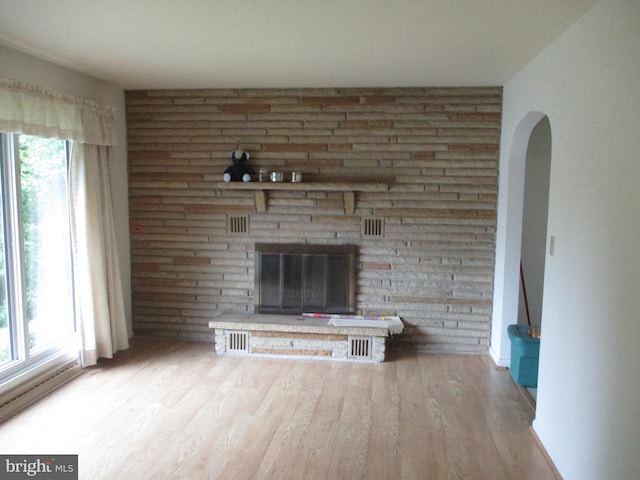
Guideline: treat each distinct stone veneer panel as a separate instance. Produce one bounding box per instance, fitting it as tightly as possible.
[126,87,501,353]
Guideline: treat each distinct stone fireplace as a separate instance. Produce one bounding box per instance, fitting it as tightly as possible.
[254,243,356,315]
[208,243,399,362]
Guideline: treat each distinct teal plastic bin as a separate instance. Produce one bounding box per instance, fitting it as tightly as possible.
[507,324,540,388]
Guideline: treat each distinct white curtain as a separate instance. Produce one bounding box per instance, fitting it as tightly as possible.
[69,145,129,365]
[0,77,128,366]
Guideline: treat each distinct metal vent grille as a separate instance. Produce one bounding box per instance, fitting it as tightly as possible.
[227,331,249,353]
[228,215,249,235]
[349,336,372,360]
[362,217,384,238]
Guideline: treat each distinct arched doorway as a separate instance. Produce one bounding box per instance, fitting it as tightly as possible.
[519,117,551,329]
[519,117,552,401]
[490,112,552,383]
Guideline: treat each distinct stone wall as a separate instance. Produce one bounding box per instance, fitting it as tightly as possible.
[126,87,501,353]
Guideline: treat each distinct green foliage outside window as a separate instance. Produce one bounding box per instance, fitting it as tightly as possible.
[0,135,67,362]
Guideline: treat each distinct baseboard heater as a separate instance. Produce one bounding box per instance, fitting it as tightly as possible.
[0,358,82,423]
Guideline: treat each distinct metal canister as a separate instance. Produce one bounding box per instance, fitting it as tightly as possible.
[270,171,283,182]
[291,172,302,183]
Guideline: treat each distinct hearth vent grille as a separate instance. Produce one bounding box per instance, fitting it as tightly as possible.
[228,215,249,235]
[362,217,384,238]
[227,331,249,353]
[348,336,372,360]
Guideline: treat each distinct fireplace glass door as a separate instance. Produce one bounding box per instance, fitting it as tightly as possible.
[255,244,356,315]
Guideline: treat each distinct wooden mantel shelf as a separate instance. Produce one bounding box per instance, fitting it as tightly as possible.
[216,176,393,214]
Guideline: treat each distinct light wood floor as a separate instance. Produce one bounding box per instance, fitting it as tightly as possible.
[0,338,557,479]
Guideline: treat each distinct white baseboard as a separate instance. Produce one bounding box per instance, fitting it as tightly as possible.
[531,419,564,479]
[489,346,510,368]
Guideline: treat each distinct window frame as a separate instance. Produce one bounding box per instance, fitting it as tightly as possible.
[0,132,79,389]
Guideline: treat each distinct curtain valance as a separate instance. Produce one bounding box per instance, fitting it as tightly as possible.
[0,77,116,146]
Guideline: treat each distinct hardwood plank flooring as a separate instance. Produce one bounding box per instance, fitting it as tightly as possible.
[0,338,558,479]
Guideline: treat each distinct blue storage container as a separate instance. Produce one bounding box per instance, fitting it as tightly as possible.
[507,324,540,387]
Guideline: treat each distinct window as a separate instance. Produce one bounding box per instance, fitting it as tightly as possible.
[0,133,76,378]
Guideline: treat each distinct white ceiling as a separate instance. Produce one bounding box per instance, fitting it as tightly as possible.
[0,0,596,90]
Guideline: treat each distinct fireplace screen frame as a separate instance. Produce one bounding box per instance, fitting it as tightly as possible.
[254,243,357,315]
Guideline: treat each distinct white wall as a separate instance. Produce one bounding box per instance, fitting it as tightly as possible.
[0,44,132,334]
[493,0,640,478]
